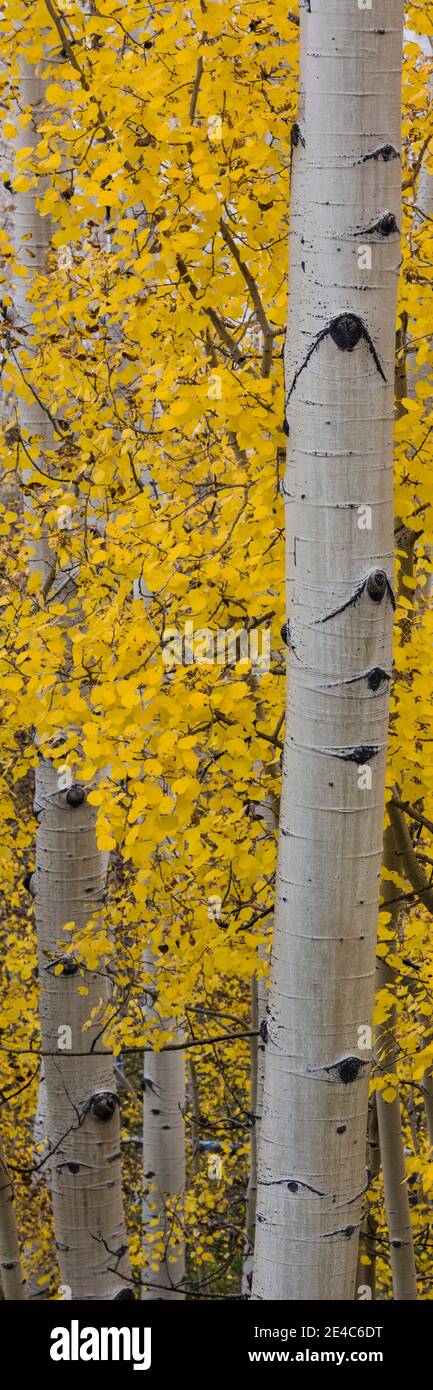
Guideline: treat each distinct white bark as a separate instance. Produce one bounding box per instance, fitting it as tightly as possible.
[0,1135,26,1299]
[141,950,185,1300]
[253,0,404,1301]
[374,821,417,1299]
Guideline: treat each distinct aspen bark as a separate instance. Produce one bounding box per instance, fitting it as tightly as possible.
[141,950,185,1300]
[374,822,417,1299]
[253,0,404,1301]
[13,66,131,1299]
[0,1136,26,1300]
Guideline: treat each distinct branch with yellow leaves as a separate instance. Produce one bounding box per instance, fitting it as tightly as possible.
[219,218,275,376]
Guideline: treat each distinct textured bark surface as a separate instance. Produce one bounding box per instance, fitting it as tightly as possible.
[35,763,131,1299]
[142,950,185,1300]
[0,1135,26,1299]
[253,0,404,1301]
[374,823,417,1299]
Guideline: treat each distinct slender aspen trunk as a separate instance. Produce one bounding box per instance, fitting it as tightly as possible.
[142,950,185,1300]
[0,1135,25,1299]
[13,67,131,1299]
[242,975,259,1296]
[253,0,404,1301]
[375,823,417,1299]
[242,949,268,1296]
[356,1094,380,1300]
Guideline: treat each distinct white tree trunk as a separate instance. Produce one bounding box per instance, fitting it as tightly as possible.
[374,822,417,1299]
[253,0,404,1301]
[141,950,185,1300]
[0,1136,26,1300]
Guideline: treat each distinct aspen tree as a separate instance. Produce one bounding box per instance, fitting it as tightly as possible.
[141,949,186,1300]
[374,817,417,1299]
[13,61,131,1299]
[0,1135,25,1299]
[253,0,404,1301]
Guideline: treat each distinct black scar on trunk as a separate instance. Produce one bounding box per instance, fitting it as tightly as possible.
[285,313,386,413]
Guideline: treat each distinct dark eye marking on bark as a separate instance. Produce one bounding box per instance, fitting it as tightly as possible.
[335,745,379,764]
[260,1019,268,1043]
[90,1091,118,1120]
[367,666,390,690]
[323,666,390,691]
[359,144,399,163]
[361,212,399,237]
[322,1224,356,1241]
[336,1124,346,1134]
[366,568,395,605]
[65,783,86,807]
[280,620,300,660]
[285,313,386,411]
[315,570,395,625]
[259,1176,325,1196]
[337,1056,366,1084]
[113,1289,135,1300]
[59,955,79,975]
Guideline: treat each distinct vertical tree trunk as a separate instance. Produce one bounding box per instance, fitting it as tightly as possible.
[142,950,185,1300]
[12,65,131,1299]
[253,0,404,1301]
[0,1136,26,1300]
[374,822,417,1299]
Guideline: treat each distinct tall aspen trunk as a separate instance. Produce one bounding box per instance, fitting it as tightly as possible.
[253,0,404,1301]
[355,1094,380,1299]
[241,967,268,1296]
[375,822,417,1299]
[0,1136,26,1300]
[141,949,185,1300]
[13,65,131,1299]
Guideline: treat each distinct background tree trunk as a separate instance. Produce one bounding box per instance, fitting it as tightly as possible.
[141,949,185,1300]
[13,64,131,1300]
[0,1136,26,1300]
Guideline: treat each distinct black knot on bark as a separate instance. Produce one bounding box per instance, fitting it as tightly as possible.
[66,784,86,807]
[379,144,399,161]
[367,666,389,691]
[23,872,35,895]
[345,1225,355,1238]
[68,1162,80,1174]
[113,1288,135,1300]
[59,955,79,975]
[366,569,387,601]
[329,314,363,352]
[260,1019,269,1043]
[378,211,398,236]
[91,1091,118,1121]
[281,622,291,648]
[340,745,378,765]
[338,1056,363,1084]
[336,1124,346,1134]
[287,1180,298,1192]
